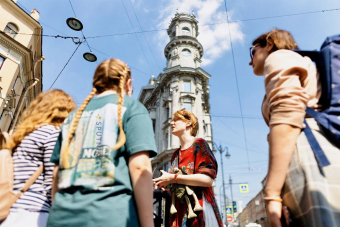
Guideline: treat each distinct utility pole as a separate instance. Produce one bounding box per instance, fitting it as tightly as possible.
[214,143,230,224]
[229,174,234,207]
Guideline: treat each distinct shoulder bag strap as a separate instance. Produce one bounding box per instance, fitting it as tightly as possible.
[19,165,44,193]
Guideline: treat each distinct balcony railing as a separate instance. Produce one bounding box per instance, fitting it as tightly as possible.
[153,190,171,227]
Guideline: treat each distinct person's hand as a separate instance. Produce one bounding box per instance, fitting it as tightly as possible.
[266,201,283,227]
[153,170,174,191]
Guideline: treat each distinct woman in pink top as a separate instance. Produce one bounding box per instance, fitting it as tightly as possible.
[249,29,340,227]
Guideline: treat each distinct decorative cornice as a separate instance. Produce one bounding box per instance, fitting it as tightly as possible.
[164,36,203,58]
[141,69,211,113]
[0,33,29,56]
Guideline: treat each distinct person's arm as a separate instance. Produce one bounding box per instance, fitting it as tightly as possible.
[43,131,60,203]
[51,165,59,202]
[129,151,154,227]
[265,124,301,227]
[263,51,311,226]
[153,170,213,190]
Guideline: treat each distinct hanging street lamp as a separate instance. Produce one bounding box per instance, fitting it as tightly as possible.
[66,17,83,31]
[83,52,97,62]
[66,17,97,62]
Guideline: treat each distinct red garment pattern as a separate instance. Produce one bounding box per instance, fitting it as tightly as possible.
[169,138,223,227]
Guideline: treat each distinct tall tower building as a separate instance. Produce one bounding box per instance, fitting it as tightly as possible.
[138,12,213,170]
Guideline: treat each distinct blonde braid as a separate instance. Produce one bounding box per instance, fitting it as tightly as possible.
[60,88,97,169]
[112,65,128,150]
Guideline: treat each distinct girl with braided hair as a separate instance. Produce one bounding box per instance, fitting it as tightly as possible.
[47,59,157,227]
[153,109,222,227]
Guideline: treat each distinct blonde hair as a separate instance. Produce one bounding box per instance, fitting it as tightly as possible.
[252,29,299,52]
[6,89,76,150]
[60,59,131,169]
[173,109,199,136]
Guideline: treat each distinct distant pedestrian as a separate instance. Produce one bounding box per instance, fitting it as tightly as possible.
[249,29,340,226]
[153,109,223,227]
[0,89,76,227]
[47,59,157,227]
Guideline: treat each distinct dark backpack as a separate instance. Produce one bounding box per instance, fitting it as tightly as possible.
[295,34,340,168]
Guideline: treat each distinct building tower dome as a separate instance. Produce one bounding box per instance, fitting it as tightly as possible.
[165,11,203,69]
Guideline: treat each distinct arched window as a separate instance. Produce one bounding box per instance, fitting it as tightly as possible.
[172,31,176,38]
[182,27,190,36]
[4,23,19,38]
[181,49,191,57]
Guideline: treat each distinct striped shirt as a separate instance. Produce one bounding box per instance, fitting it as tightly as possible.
[10,125,60,213]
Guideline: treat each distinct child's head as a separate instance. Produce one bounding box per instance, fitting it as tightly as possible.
[7,89,76,149]
[93,58,132,95]
[171,109,199,137]
[61,59,131,168]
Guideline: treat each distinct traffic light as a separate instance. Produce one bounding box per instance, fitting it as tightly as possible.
[232,201,237,213]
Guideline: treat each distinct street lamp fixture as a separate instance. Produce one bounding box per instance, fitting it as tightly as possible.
[213,143,231,224]
[83,52,97,62]
[225,149,231,159]
[66,17,83,31]
[66,18,97,62]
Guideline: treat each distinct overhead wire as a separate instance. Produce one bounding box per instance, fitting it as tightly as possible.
[83,7,340,39]
[213,137,267,156]
[89,45,151,76]
[15,7,340,40]
[120,0,153,74]
[68,0,94,59]
[210,114,262,119]
[49,42,82,89]
[223,0,251,171]
[214,117,267,153]
[127,0,162,71]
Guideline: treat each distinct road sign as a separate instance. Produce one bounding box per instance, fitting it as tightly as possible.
[225,206,233,215]
[239,184,249,193]
[227,215,233,222]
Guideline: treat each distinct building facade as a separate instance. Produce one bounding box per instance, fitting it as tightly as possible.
[236,179,268,227]
[138,12,213,171]
[0,0,43,133]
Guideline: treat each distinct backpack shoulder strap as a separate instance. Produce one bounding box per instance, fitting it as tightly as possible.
[303,119,330,168]
[19,164,44,193]
[306,107,321,119]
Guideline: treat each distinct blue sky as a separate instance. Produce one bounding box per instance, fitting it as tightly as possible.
[18,0,340,215]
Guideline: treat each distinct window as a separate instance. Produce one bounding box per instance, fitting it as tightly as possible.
[181,49,191,57]
[0,56,5,70]
[163,163,169,172]
[4,23,19,38]
[183,81,191,92]
[152,119,156,132]
[203,124,208,136]
[172,31,176,38]
[183,103,192,112]
[164,133,168,149]
[182,27,190,36]
[166,107,170,119]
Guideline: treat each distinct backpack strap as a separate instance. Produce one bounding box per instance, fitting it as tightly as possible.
[305,107,321,119]
[303,119,330,168]
[19,164,44,193]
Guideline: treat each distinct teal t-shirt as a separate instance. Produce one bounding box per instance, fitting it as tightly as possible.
[47,94,157,227]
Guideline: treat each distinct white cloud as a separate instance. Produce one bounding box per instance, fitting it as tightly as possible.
[157,0,244,66]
